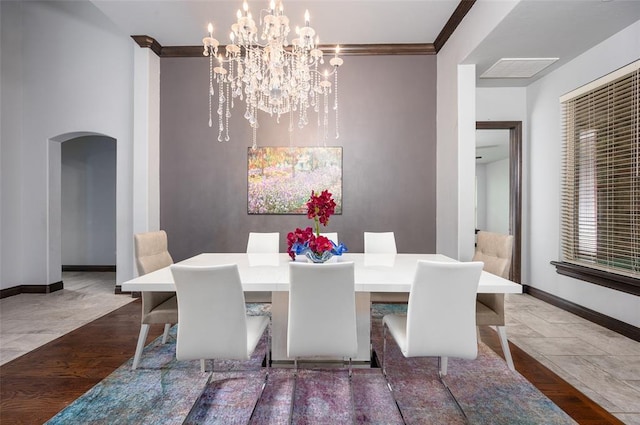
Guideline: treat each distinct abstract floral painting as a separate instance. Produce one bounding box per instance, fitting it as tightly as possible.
[248,147,342,214]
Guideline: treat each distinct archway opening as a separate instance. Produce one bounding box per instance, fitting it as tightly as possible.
[48,132,117,292]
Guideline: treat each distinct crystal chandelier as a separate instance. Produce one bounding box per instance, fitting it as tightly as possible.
[203,0,344,149]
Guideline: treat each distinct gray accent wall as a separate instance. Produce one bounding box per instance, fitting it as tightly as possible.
[160,55,437,261]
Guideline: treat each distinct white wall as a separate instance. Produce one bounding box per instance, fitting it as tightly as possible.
[475,164,487,230]
[475,159,510,236]
[61,136,116,265]
[0,1,136,289]
[0,1,24,289]
[476,87,527,121]
[437,0,520,261]
[485,158,509,234]
[133,47,161,239]
[526,20,640,326]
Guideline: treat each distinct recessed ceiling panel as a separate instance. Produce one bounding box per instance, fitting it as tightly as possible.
[480,58,559,79]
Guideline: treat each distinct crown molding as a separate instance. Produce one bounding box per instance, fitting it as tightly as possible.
[132,0,473,57]
[131,35,162,56]
[434,0,476,52]
[135,41,436,57]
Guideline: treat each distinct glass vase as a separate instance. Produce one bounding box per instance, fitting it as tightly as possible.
[305,251,334,263]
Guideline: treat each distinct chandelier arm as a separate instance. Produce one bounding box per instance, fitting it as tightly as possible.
[309,67,337,79]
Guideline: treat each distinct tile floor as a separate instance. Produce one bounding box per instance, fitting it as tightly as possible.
[0,273,639,424]
[0,272,134,365]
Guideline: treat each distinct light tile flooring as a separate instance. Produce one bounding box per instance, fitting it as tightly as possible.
[505,293,640,425]
[0,272,134,365]
[0,273,639,424]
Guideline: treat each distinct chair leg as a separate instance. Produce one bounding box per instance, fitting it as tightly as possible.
[249,323,271,424]
[132,324,149,370]
[440,356,448,376]
[348,357,356,424]
[162,323,171,344]
[437,357,469,425]
[266,321,271,381]
[289,358,298,425]
[381,323,407,425]
[200,359,206,373]
[382,324,387,378]
[496,326,515,371]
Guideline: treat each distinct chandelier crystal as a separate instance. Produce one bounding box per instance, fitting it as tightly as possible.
[203,0,343,149]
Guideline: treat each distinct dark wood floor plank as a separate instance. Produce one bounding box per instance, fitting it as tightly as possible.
[0,302,623,425]
[0,299,165,424]
[479,326,624,425]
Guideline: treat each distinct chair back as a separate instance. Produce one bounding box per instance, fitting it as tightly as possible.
[134,230,174,275]
[246,232,280,253]
[287,262,357,358]
[134,231,175,316]
[472,231,514,279]
[406,260,483,359]
[364,232,397,254]
[170,264,249,361]
[320,232,339,244]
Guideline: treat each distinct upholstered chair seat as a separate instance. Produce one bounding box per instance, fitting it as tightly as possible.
[473,231,514,370]
[142,295,178,324]
[131,230,178,370]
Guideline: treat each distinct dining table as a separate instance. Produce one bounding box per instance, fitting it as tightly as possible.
[122,253,522,363]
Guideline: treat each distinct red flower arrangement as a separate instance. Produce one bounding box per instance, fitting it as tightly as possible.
[307,189,337,232]
[286,190,346,261]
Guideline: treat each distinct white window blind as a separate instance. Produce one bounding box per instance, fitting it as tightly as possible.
[560,60,640,279]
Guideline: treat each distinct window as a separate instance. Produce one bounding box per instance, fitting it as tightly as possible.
[558,60,639,288]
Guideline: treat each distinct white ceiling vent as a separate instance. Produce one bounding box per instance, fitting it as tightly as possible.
[480,58,559,79]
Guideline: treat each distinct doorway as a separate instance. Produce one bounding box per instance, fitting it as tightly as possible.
[61,136,116,269]
[476,121,522,283]
[48,132,117,292]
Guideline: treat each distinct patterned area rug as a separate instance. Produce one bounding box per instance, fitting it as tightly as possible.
[46,304,577,425]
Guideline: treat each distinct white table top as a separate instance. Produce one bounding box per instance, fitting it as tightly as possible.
[122,253,522,294]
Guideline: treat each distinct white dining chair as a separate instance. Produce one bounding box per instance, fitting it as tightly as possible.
[132,230,178,370]
[320,232,338,244]
[287,261,358,423]
[246,232,280,253]
[382,260,483,422]
[170,263,270,373]
[246,232,279,302]
[365,231,404,302]
[364,231,397,254]
[473,231,515,370]
[171,263,270,422]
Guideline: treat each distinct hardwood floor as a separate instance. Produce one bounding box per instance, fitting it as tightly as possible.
[0,298,624,425]
[0,300,164,425]
[479,326,623,425]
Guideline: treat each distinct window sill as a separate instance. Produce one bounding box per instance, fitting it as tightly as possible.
[551,261,640,296]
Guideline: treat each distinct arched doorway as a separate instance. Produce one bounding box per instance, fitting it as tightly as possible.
[48,132,117,291]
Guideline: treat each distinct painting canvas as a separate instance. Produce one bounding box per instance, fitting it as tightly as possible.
[248,147,342,214]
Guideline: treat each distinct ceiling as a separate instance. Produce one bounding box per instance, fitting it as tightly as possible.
[91,0,640,87]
